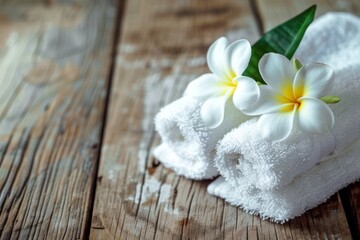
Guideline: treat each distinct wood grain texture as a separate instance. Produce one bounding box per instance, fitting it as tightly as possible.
[0,2,116,239]
[91,0,356,239]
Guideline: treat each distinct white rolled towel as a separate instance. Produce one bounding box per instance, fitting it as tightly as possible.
[154,97,249,179]
[208,136,360,222]
[215,12,360,190]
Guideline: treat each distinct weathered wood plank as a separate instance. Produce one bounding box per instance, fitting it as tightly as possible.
[92,0,356,239]
[0,2,117,239]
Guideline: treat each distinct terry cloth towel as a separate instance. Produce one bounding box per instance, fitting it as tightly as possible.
[214,12,360,190]
[154,96,250,179]
[208,136,360,221]
[209,13,360,221]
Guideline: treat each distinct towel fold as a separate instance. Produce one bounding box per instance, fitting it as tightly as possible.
[154,97,249,179]
[215,12,360,190]
[208,137,360,221]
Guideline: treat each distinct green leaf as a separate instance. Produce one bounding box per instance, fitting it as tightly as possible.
[243,5,316,84]
[320,96,341,104]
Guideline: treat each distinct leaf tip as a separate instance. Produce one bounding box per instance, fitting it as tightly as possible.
[309,4,317,11]
[308,4,317,18]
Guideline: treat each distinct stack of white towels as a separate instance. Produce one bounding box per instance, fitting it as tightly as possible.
[153,13,360,222]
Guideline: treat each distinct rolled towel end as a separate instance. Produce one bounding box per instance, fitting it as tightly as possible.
[155,97,208,162]
[215,118,337,190]
[154,96,250,180]
[154,97,217,179]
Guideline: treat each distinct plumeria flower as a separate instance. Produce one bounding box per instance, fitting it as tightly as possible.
[243,53,336,142]
[184,37,259,129]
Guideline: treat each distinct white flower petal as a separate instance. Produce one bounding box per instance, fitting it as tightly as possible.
[232,76,259,111]
[224,39,251,76]
[183,73,222,98]
[293,63,334,98]
[258,106,297,142]
[200,89,232,129]
[242,85,290,115]
[297,97,334,133]
[259,53,297,94]
[207,37,229,78]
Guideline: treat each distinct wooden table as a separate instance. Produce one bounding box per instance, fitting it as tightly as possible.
[0,0,359,239]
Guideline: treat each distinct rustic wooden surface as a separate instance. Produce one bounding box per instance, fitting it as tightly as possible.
[0,1,116,239]
[0,0,359,239]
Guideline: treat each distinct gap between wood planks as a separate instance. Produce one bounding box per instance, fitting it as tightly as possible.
[248,0,264,36]
[84,0,127,239]
[339,187,360,239]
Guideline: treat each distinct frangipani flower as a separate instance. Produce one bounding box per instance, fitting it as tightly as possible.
[184,37,259,129]
[243,53,335,142]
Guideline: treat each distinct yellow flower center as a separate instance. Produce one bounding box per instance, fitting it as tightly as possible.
[217,71,237,95]
[278,81,305,113]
